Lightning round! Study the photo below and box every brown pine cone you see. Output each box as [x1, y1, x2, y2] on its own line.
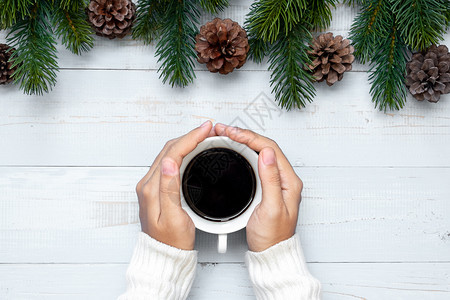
[0, 43, 19, 85]
[405, 44, 450, 103]
[195, 18, 249, 75]
[308, 33, 355, 86]
[87, 0, 136, 39]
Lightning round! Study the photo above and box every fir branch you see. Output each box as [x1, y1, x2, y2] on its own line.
[53, 5, 94, 55]
[155, 0, 199, 87]
[57, 0, 88, 11]
[247, 35, 270, 63]
[245, 0, 306, 43]
[368, 25, 409, 110]
[0, 0, 34, 29]
[349, 0, 389, 64]
[7, 1, 59, 95]
[305, 0, 337, 31]
[342, 0, 364, 6]
[393, 0, 448, 51]
[132, 0, 166, 44]
[199, 0, 229, 13]
[268, 22, 315, 110]
[445, 0, 450, 28]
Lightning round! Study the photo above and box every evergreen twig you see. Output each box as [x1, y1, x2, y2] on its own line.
[53, 5, 94, 55]
[58, 0, 87, 11]
[0, 0, 33, 29]
[155, 0, 199, 87]
[368, 24, 409, 110]
[268, 23, 315, 110]
[342, 0, 364, 6]
[351, 0, 410, 110]
[349, 0, 389, 64]
[247, 35, 269, 64]
[7, 1, 58, 95]
[393, 0, 448, 51]
[245, 0, 306, 43]
[199, 0, 229, 13]
[132, 0, 166, 45]
[306, 0, 337, 30]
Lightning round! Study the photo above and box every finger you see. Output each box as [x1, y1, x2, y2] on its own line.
[215, 123, 297, 180]
[258, 147, 284, 210]
[208, 123, 217, 137]
[141, 120, 212, 186]
[159, 157, 182, 214]
[137, 138, 177, 193]
[163, 120, 213, 166]
[139, 179, 161, 220]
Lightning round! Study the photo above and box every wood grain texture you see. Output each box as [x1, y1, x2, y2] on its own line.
[1, 70, 450, 167]
[0, 263, 449, 300]
[1, 166, 449, 263]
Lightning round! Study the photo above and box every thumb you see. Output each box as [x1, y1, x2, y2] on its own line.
[258, 147, 283, 209]
[159, 157, 181, 211]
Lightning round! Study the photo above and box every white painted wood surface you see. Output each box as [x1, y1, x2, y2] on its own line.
[1, 263, 449, 300]
[1, 1, 449, 299]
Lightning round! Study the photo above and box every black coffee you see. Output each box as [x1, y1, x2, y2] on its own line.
[182, 148, 256, 222]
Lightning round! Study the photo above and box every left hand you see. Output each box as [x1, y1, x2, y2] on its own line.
[135, 120, 215, 250]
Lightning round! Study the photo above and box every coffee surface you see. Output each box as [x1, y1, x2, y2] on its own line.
[182, 148, 256, 221]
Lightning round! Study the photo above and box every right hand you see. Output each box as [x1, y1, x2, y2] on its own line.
[215, 124, 303, 252]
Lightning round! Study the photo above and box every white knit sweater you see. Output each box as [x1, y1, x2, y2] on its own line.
[118, 233, 321, 300]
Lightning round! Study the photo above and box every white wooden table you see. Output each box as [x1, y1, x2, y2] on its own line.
[1, 2, 449, 299]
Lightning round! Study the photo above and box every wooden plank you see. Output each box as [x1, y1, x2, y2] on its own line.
[1, 71, 450, 167]
[1, 166, 449, 263]
[0, 263, 449, 299]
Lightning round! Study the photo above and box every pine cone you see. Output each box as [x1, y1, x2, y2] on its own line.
[308, 33, 355, 86]
[87, 0, 136, 39]
[405, 44, 450, 103]
[195, 18, 249, 75]
[0, 43, 19, 85]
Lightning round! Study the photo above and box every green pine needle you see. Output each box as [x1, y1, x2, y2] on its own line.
[155, 0, 199, 87]
[342, 0, 364, 6]
[199, 0, 229, 13]
[247, 35, 270, 64]
[132, 0, 165, 45]
[245, 0, 306, 44]
[393, 0, 448, 51]
[306, 0, 337, 31]
[58, 0, 88, 11]
[53, 6, 94, 55]
[349, 0, 389, 64]
[368, 25, 409, 111]
[0, 0, 34, 29]
[268, 23, 316, 110]
[7, 1, 59, 95]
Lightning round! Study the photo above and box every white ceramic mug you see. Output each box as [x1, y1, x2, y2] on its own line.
[179, 136, 262, 253]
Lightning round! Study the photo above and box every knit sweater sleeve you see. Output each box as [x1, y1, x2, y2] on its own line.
[118, 232, 198, 300]
[245, 234, 321, 300]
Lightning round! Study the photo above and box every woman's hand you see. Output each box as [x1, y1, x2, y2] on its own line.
[135, 121, 215, 250]
[215, 124, 303, 252]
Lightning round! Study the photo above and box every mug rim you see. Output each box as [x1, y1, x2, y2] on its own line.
[179, 136, 262, 235]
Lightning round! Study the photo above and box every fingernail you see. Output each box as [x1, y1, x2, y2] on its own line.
[162, 158, 178, 176]
[262, 148, 276, 165]
[200, 120, 211, 128]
